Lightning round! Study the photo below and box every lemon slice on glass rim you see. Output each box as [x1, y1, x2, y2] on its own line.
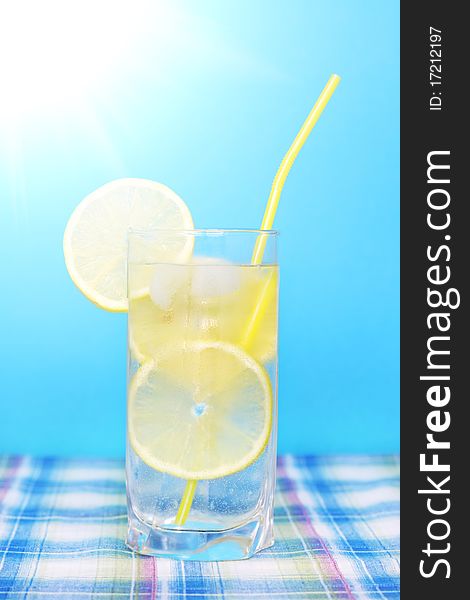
[63, 178, 194, 311]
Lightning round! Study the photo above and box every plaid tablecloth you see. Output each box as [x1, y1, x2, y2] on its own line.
[0, 455, 399, 599]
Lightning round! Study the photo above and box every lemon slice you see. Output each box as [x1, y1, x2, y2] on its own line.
[128, 265, 278, 364]
[128, 342, 273, 480]
[63, 178, 194, 311]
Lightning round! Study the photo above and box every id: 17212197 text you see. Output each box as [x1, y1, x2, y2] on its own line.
[429, 26, 442, 111]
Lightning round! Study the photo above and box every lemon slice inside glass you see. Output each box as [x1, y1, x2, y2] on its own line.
[63, 178, 194, 311]
[128, 265, 278, 364]
[128, 341, 273, 480]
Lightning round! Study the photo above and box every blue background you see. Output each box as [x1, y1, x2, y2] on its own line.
[0, 0, 399, 456]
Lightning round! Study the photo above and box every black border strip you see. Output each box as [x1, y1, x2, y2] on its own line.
[400, 2, 466, 596]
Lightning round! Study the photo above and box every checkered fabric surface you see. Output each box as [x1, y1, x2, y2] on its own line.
[0, 455, 399, 599]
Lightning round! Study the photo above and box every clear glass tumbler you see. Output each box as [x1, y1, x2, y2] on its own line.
[125, 229, 279, 560]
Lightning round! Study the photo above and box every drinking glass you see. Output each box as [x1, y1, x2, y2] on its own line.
[125, 229, 279, 560]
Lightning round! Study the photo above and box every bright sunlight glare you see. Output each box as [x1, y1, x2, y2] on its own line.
[0, 1, 153, 121]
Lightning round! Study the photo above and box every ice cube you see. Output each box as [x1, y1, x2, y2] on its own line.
[149, 264, 189, 310]
[190, 257, 241, 298]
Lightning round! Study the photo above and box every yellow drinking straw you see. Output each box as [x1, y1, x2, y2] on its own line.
[175, 73, 341, 527]
[252, 73, 341, 263]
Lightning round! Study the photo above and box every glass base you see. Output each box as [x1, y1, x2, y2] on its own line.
[126, 504, 274, 560]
